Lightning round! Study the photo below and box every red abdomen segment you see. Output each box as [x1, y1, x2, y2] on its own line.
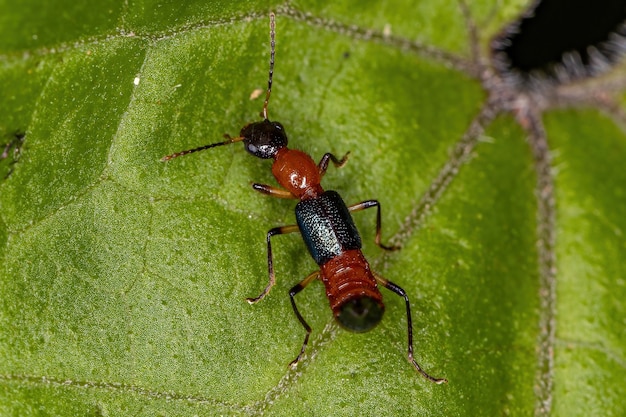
[319, 249, 384, 332]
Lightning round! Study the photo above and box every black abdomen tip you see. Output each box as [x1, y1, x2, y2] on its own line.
[336, 296, 384, 333]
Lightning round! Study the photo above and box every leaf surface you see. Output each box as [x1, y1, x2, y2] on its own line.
[1, 1, 625, 416]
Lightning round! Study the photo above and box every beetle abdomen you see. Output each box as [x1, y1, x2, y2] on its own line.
[320, 249, 384, 332]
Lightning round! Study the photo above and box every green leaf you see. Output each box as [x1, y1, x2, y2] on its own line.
[1, 1, 625, 416]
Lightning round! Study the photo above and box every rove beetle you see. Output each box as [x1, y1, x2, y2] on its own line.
[162, 13, 446, 384]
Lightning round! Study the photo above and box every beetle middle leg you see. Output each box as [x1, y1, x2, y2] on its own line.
[247, 224, 300, 303]
[349, 200, 400, 250]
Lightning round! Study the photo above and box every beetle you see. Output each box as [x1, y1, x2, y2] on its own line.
[162, 13, 446, 384]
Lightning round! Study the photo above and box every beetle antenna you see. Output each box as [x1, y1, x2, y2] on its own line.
[161, 13, 276, 163]
[161, 135, 245, 161]
[262, 12, 276, 121]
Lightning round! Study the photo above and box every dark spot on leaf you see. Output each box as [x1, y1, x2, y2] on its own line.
[92, 402, 107, 417]
[1, 131, 25, 179]
[491, 0, 626, 87]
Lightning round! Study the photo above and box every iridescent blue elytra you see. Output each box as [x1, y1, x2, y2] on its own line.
[295, 190, 361, 266]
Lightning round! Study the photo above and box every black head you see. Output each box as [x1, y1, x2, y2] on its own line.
[336, 296, 385, 333]
[240, 119, 288, 159]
